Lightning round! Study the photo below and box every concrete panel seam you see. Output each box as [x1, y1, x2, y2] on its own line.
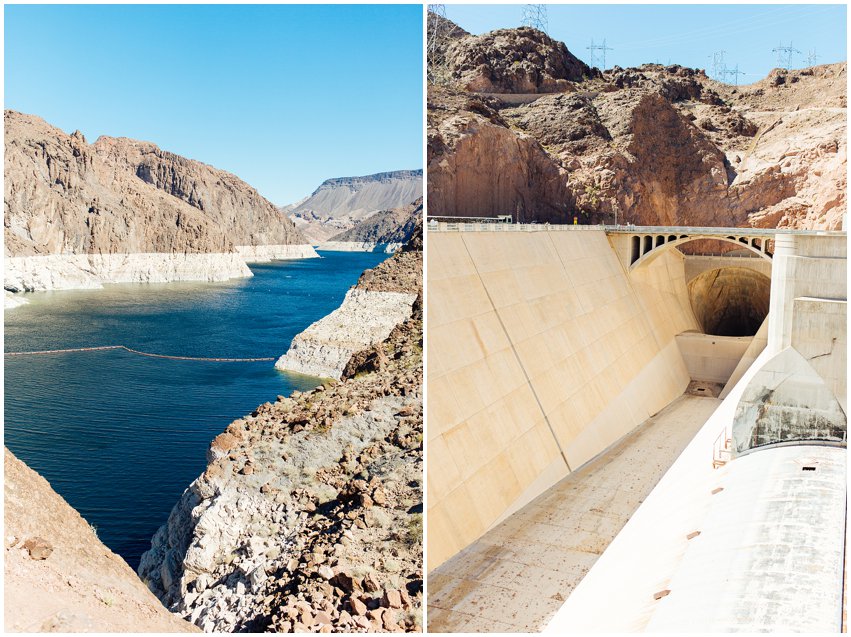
[460, 233, 573, 473]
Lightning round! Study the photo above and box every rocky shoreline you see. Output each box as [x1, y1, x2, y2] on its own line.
[138, 229, 423, 633]
[4, 246, 318, 298]
[315, 241, 403, 254]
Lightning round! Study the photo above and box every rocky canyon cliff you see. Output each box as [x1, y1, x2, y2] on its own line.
[428, 20, 846, 230]
[4, 110, 316, 295]
[138, 226, 424, 633]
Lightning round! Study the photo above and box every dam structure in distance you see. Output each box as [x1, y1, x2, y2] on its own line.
[426, 221, 846, 632]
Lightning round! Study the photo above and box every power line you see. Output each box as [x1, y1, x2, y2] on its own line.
[722, 64, 746, 85]
[521, 4, 548, 34]
[426, 4, 450, 85]
[806, 49, 820, 67]
[587, 38, 614, 70]
[615, 5, 832, 52]
[709, 50, 727, 80]
[772, 41, 801, 70]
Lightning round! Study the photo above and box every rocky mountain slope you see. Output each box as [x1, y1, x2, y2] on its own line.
[4, 110, 315, 294]
[441, 26, 599, 93]
[138, 227, 423, 633]
[4, 447, 198, 633]
[319, 198, 423, 252]
[283, 171, 423, 243]
[428, 20, 846, 230]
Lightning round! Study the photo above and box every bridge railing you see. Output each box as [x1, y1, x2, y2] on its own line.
[427, 221, 844, 237]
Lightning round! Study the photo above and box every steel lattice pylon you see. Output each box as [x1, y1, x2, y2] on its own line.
[521, 4, 548, 34]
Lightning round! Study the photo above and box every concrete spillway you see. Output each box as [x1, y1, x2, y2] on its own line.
[428, 228, 698, 570]
[428, 224, 846, 632]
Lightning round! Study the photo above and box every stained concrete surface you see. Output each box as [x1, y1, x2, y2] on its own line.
[427, 393, 721, 633]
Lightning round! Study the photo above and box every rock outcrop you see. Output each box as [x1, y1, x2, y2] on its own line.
[283, 171, 423, 243]
[4, 447, 198, 633]
[317, 198, 423, 253]
[138, 228, 423, 633]
[441, 26, 599, 93]
[275, 242, 422, 378]
[428, 20, 846, 230]
[4, 110, 316, 294]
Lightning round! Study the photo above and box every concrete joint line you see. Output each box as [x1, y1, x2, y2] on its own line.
[460, 233, 572, 473]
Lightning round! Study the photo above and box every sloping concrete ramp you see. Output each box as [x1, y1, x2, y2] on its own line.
[427, 393, 721, 632]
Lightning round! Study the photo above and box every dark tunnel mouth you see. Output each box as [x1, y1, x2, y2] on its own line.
[687, 267, 771, 337]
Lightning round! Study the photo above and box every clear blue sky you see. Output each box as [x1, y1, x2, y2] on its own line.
[445, 4, 846, 83]
[5, 4, 423, 204]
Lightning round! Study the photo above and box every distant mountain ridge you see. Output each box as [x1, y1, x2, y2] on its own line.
[329, 197, 422, 244]
[311, 169, 423, 193]
[283, 169, 423, 243]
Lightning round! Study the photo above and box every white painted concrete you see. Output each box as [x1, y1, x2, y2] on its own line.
[675, 332, 752, 383]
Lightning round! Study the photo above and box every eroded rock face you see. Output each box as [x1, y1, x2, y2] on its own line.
[274, 288, 418, 379]
[139, 229, 423, 633]
[4, 448, 198, 633]
[428, 22, 846, 231]
[326, 198, 422, 249]
[442, 26, 598, 93]
[428, 88, 574, 221]
[4, 110, 315, 292]
[276, 244, 423, 379]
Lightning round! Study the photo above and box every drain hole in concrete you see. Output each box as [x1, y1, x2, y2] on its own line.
[802, 466, 817, 471]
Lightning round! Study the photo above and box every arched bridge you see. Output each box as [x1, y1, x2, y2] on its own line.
[605, 226, 835, 272]
[426, 221, 842, 275]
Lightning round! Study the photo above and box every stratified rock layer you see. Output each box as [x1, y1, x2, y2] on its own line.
[4, 448, 198, 633]
[275, 288, 417, 379]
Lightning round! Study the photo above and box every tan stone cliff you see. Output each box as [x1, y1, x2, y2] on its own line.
[5, 110, 316, 293]
[428, 20, 846, 230]
[4, 447, 199, 633]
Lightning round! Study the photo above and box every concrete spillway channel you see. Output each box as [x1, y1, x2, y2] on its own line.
[428, 390, 721, 631]
[426, 225, 846, 632]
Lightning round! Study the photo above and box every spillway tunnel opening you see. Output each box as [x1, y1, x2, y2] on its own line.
[687, 267, 770, 337]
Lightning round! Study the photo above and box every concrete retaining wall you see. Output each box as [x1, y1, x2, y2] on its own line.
[427, 229, 697, 570]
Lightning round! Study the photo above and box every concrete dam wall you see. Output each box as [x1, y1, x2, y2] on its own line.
[428, 228, 708, 570]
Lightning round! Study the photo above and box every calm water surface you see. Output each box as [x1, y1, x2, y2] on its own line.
[4, 251, 387, 569]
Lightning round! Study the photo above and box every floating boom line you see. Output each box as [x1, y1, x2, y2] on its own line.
[4, 345, 275, 362]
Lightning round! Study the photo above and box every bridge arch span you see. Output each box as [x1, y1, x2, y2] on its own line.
[628, 233, 772, 271]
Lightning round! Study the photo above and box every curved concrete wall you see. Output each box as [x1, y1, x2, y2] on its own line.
[427, 229, 698, 570]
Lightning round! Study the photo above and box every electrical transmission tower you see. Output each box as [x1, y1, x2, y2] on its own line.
[772, 41, 801, 70]
[587, 38, 613, 70]
[521, 4, 548, 34]
[709, 50, 727, 81]
[427, 4, 450, 85]
[722, 64, 746, 86]
[805, 49, 819, 67]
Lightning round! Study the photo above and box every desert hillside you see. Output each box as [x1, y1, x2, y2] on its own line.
[138, 225, 424, 633]
[284, 170, 423, 243]
[4, 448, 198, 632]
[428, 20, 846, 230]
[5, 110, 308, 258]
[328, 198, 423, 245]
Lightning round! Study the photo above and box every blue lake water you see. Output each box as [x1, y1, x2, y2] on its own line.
[4, 251, 387, 570]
